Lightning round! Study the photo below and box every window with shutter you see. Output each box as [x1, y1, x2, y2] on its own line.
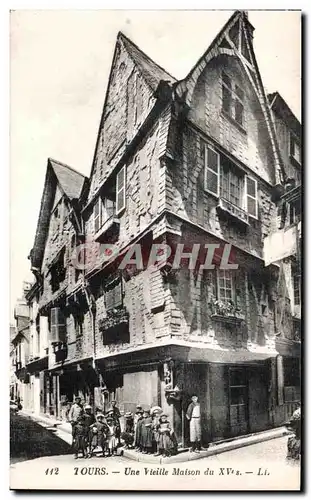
[116, 166, 126, 214]
[220, 161, 244, 208]
[245, 177, 258, 219]
[204, 146, 220, 197]
[94, 197, 102, 233]
[50, 307, 66, 343]
[289, 133, 301, 164]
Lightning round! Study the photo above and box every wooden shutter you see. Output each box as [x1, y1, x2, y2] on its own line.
[116, 166, 126, 214]
[94, 197, 101, 233]
[245, 176, 258, 219]
[50, 307, 66, 343]
[204, 146, 220, 197]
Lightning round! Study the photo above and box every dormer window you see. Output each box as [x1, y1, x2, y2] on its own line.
[289, 133, 301, 165]
[222, 72, 245, 128]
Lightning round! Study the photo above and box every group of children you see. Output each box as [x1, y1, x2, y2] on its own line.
[72, 403, 178, 459]
[73, 405, 120, 459]
[133, 406, 178, 457]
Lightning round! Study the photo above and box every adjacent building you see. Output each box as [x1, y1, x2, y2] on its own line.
[13, 10, 301, 447]
[263, 92, 301, 423]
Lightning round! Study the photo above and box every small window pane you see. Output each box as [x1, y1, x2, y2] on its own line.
[206, 170, 218, 195]
[246, 177, 256, 197]
[247, 196, 257, 217]
[235, 85, 244, 101]
[235, 100, 244, 126]
[222, 85, 231, 114]
[207, 148, 219, 173]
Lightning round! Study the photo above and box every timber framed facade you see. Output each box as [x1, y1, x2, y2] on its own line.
[13, 10, 301, 447]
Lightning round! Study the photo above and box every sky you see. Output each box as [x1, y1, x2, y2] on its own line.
[10, 10, 301, 319]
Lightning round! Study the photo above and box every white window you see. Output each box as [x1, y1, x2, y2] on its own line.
[289, 133, 301, 164]
[222, 72, 245, 128]
[217, 269, 234, 301]
[245, 177, 258, 219]
[94, 197, 103, 234]
[94, 196, 117, 234]
[116, 166, 126, 214]
[220, 162, 244, 208]
[204, 146, 220, 197]
[204, 146, 258, 219]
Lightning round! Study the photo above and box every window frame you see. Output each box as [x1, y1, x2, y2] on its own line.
[289, 132, 301, 165]
[94, 196, 103, 234]
[105, 274, 123, 311]
[204, 145, 220, 197]
[217, 268, 235, 303]
[222, 72, 245, 128]
[245, 176, 258, 219]
[204, 144, 258, 219]
[220, 164, 244, 208]
[116, 166, 126, 215]
[291, 260, 301, 307]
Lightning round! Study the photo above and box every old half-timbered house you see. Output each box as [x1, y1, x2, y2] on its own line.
[264, 92, 301, 425]
[28, 158, 93, 419]
[23, 11, 301, 447]
[79, 10, 299, 446]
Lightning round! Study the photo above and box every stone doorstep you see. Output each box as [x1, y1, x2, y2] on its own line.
[123, 427, 291, 464]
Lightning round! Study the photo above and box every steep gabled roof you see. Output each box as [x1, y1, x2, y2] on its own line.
[48, 158, 86, 200]
[268, 92, 301, 139]
[118, 32, 176, 91]
[87, 31, 177, 192]
[30, 159, 87, 272]
[174, 10, 287, 184]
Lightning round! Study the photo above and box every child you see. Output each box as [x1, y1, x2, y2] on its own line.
[158, 414, 177, 457]
[83, 404, 96, 457]
[151, 409, 162, 456]
[73, 416, 88, 459]
[134, 409, 144, 451]
[121, 412, 134, 449]
[106, 417, 118, 456]
[140, 409, 153, 454]
[90, 414, 108, 457]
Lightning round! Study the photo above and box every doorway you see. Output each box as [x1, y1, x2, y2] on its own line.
[228, 366, 249, 436]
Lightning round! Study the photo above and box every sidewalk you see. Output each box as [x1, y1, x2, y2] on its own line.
[19, 410, 291, 464]
[19, 410, 72, 444]
[123, 426, 291, 464]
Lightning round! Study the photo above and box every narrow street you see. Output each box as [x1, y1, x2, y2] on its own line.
[10, 413, 300, 490]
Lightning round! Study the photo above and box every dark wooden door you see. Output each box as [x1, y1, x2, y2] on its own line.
[228, 367, 249, 436]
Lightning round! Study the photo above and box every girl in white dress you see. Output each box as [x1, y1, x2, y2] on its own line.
[106, 417, 118, 456]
